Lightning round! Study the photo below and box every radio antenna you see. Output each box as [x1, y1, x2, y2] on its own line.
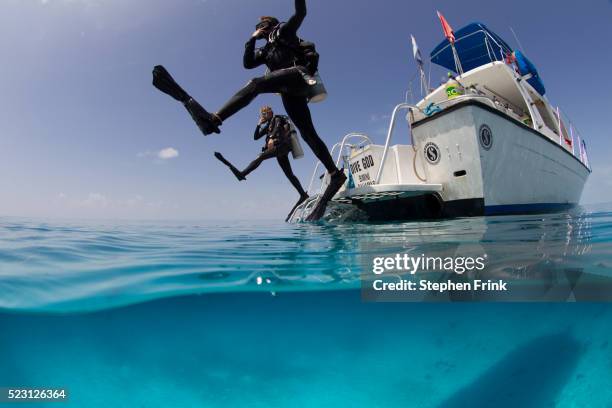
[509, 27, 525, 53]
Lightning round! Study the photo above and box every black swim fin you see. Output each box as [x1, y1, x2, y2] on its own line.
[214, 152, 245, 181]
[184, 98, 221, 135]
[152, 65, 221, 135]
[305, 170, 347, 221]
[152, 65, 190, 103]
[285, 194, 309, 222]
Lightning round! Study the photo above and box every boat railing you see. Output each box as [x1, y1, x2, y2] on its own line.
[306, 133, 373, 195]
[374, 103, 418, 184]
[334, 133, 373, 167]
[306, 104, 420, 197]
[310, 103, 423, 191]
[554, 107, 590, 170]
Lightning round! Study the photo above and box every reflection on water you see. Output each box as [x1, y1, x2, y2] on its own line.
[0, 205, 610, 312]
[356, 208, 609, 301]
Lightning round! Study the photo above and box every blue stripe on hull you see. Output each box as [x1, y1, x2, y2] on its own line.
[484, 203, 576, 215]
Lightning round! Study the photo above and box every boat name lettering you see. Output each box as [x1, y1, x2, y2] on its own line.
[358, 173, 371, 183]
[350, 154, 375, 174]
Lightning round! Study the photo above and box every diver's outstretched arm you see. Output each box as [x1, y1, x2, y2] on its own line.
[284, 0, 306, 36]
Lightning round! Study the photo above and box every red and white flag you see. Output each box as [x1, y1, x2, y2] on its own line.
[437, 11, 455, 44]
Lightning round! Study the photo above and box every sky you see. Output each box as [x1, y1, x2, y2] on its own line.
[0, 0, 610, 220]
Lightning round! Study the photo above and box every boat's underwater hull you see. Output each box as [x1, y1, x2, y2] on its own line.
[344, 101, 589, 221]
[353, 195, 579, 221]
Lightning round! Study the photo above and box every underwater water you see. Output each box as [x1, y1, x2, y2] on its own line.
[1, 205, 612, 407]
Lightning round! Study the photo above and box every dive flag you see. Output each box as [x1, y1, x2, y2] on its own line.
[411, 35, 423, 66]
[436, 11, 455, 44]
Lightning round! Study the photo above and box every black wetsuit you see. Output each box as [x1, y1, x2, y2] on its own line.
[239, 116, 307, 197]
[215, 0, 337, 174]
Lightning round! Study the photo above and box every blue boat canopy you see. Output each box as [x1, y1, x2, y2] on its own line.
[430, 22, 513, 73]
[430, 22, 546, 95]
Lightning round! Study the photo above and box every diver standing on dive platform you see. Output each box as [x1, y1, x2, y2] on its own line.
[151, 0, 346, 221]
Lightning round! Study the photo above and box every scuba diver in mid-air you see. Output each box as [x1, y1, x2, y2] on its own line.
[214, 105, 309, 222]
[151, 0, 345, 221]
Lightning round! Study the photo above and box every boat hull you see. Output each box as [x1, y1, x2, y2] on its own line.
[353, 101, 589, 221]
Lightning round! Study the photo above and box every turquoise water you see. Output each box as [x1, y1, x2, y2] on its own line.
[1, 206, 612, 407]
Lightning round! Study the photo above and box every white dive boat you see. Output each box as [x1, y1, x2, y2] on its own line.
[289, 22, 591, 222]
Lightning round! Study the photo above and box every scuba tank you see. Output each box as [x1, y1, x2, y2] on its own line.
[302, 71, 327, 103]
[276, 115, 304, 159]
[265, 68, 327, 103]
[290, 130, 304, 159]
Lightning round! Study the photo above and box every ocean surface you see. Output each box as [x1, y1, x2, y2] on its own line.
[1, 205, 612, 407]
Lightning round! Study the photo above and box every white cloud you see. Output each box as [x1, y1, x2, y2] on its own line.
[158, 147, 179, 160]
[138, 147, 179, 161]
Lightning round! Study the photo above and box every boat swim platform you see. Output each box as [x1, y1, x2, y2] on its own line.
[333, 183, 443, 204]
[289, 183, 443, 222]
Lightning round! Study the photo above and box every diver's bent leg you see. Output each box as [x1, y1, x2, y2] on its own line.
[214, 152, 245, 181]
[241, 149, 277, 177]
[281, 94, 338, 174]
[215, 79, 260, 121]
[277, 154, 308, 197]
[216, 68, 305, 121]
